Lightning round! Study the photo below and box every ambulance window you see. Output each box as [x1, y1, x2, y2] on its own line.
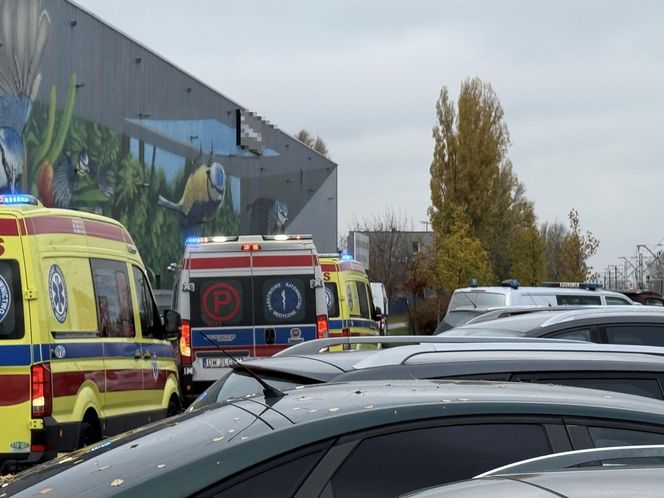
[356, 281, 371, 319]
[0, 260, 23, 340]
[132, 266, 161, 339]
[256, 276, 315, 325]
[190, 277, 250, 327]
[91, 259, 136, 338]
[325, 282, 339, 317]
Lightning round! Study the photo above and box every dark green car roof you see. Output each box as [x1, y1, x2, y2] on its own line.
[9, 379, 664, 497]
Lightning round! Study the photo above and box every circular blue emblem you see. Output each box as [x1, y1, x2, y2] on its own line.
[48, 265, 68, 323]
[266, 282, 303, 319]
[0, 274, 11, 324]
[346, 284, 354, 311]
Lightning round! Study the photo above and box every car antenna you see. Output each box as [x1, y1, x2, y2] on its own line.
[460, 291, 477, 308]
[199, 331, 286, 402]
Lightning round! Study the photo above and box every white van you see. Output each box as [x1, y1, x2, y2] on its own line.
[370, 282, 389, 335]
[442, 280, 635, 330]
[172, 234, 328, 400]
[449, 281, 635, 308]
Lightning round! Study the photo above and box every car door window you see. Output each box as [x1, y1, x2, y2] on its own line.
[356, 281, 371, 319]
[192, 441, 331, 497]
[606, 296, 631, 305]
[605, 324, 664, 347]
[521, 376, 664, 400]
[588, 426, 664, 447]
[557, 295, 602, 305]
[520, 294, 556, 306]
[329, 423, 553, 497]
[132, 266, 161, 339]
[547, 328, 593, 341]
[91, 259, 135, 338]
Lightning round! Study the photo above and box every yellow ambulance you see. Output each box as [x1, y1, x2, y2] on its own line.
[320, 254, 380, 338]
[0, 195, 181, 472]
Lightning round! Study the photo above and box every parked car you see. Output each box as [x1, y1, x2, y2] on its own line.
[189, 337, 664, 410]
[435, 304, 594, 333]
[403, 446, 664, 497]
[439, 307, 664, 346]
[439, 281, 636, 331]
[8, 380, 664, 497]
[618, 289, 664, 306]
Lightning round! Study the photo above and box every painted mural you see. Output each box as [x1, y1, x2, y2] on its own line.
[24, 93, 241, 287]
[0, 0, 240, 286]
[0, 0, 335, 287]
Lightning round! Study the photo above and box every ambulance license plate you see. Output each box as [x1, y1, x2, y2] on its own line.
[202, 357, 242, 368]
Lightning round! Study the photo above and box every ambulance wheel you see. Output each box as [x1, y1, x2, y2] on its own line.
[167, 395, 182, 417]
[78, 414, 101, 448]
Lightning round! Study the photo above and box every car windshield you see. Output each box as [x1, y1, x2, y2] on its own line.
[189, 369, 317, 410]
[439, 312, 556, 336]
[439, 328, 528, 337]
[437, 310, 484, 332]
[448, 292, 506, 310]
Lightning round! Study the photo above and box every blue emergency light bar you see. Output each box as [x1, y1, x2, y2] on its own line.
[185, 235, 239, 245]
[319, 252, 355, 261]
[0, 194, 39, 205]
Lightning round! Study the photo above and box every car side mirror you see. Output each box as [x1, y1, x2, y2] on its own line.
[373, 306, 382, 320]
[163, 309, 181, 342]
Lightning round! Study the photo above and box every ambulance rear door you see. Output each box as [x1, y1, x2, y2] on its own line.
[0, 213, 33, 465]
[187, 240, 256, 384]
[250, 241, 319, 356]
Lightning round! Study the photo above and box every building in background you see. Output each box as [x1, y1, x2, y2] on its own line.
[0, 0, 337, 287]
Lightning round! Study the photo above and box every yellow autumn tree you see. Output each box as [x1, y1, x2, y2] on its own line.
[429, 77, 543, 281]
[433, 204, 492, 292]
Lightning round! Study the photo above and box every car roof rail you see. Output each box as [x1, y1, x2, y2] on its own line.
[477, 445, 664, 477]
[272, 335, 581, 357]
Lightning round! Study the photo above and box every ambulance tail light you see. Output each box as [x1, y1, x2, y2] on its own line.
[31, 363, 52, 418]
[180, 320, 192, 365]
[316, 314, 329, 339]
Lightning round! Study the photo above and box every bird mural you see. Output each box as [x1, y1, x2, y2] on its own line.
[0, 0, 51, 193]
[158, 161, 226, 226]
[51, 150, 114, 208]
[248, 197, 289, 235]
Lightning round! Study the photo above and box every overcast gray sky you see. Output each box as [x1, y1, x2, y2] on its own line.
[75, 0, 664, 277]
